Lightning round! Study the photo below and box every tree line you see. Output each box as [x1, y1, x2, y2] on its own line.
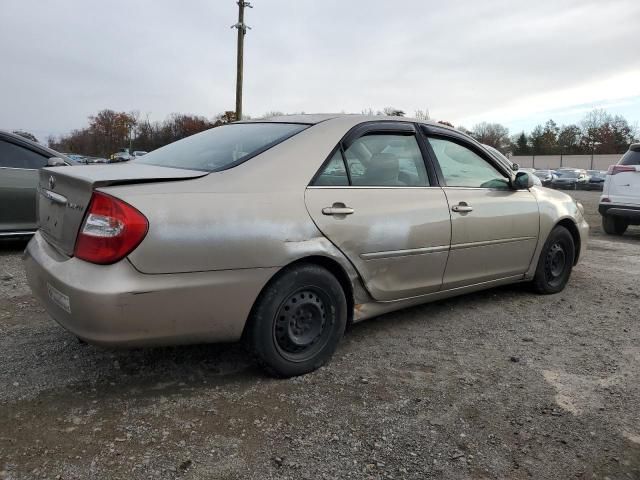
[45, 109, 239, 158]
[461, 109, 637, 156]
[12, 107, 637, 158]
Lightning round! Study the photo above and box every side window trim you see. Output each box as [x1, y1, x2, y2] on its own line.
[423, 132, 512, 190]
[413, 124, 441, 187]
[342, 121, 415, 151]
[338, 145, 352, 186]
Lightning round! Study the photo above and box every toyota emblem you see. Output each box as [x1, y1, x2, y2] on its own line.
[48, 175, 56, 190]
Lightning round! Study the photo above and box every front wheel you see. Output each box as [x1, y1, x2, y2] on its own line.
[531, 226, 575, 294]
[245, 264, 347, 378]
[602, 215, 628, 235]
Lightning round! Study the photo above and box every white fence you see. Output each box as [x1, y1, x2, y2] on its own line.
[510, 154, 621, 171]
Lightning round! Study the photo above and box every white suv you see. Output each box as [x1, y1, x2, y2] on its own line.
[599, 143, 640, 235]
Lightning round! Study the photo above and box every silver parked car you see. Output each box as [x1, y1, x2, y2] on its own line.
[24, 115, 588, 377]
[0, 130, 74, 237]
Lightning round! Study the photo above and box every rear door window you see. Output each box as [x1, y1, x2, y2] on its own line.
[312, 133, 429, 187]
[0, 140, 48, 169]
[313, 150, 349, 186]
[344, 134, 428, 186]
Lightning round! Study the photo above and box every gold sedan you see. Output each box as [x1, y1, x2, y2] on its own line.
[24, 115, 588, 377]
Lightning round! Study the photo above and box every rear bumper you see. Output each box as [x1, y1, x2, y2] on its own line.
[24, 232, 277, 347]
[598, 203, 640, 220]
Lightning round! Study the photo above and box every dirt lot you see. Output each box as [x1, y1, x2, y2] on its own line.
[1, 190, 639, 480]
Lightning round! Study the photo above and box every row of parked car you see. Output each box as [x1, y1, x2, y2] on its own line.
[64, 148, 148, 164]
[517, 167, 607, 190]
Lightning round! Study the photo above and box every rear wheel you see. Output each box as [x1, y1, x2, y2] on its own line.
[602, 215, 628, 235]
[531, 226, 575, 294]
[245, 264, 347, 378]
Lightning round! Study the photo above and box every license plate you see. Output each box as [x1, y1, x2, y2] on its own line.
[47, 283, 71, 314]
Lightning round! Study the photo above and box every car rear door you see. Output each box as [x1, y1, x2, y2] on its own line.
[422, 127, 539, 289]
[0, 139, 48, 233]
[305, 122, 451, 301]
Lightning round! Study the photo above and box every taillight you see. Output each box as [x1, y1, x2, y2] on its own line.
[74, 192, 148, 264]
[607, 164, 636, 175]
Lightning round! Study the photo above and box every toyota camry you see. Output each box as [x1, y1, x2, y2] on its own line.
[24, 114, 588, 377]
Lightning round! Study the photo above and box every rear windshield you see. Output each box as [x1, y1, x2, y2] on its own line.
[620, 149, 640, 166]
[136, 122, 308, 172]
[558, 171, 579, 178]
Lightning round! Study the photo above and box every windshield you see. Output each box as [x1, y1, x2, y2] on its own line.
[136, 122, 308, 172]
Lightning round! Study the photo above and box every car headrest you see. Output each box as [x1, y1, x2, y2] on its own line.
[365, 153, 401, 185]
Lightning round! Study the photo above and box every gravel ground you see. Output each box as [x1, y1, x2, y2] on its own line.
[1, 190, 639, 480]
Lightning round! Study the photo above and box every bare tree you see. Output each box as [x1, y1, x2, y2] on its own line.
[382, 107, 405, 117]
[12, 130, 38, 143]
[471, 122, 510, 152]
[414, 109, 430, 121]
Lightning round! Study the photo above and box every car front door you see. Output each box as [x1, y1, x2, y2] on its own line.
[0, 140, 48, 233]
[305, 122, 451, 301]
[423, 129, 539, 289]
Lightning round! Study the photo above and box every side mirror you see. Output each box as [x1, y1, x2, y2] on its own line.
[47, 157, 67, 167]
[513, 171, 534, 189]
[511, 162, 520, 171]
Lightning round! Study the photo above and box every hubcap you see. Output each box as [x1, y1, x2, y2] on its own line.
[546, 242, 566, 279]
[273, 288, 332, 360]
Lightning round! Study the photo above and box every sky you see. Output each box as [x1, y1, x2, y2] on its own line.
[1, 0, 639, 142]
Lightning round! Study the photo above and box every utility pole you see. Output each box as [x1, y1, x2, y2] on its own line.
[232, 1, 252, 121]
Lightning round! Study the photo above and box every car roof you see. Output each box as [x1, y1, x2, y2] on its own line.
[0, 129, 73, 163]
[240, 113, 451, 130]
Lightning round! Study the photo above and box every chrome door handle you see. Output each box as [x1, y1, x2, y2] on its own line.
[451, 203, 473, 213]
[322, 206, 354, 215]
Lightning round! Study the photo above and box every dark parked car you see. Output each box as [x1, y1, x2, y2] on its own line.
[585, 170, 606, 190]
[551, 169, 588, 190]
[533, 169, 555, 186]
[0, 131, 74, 237]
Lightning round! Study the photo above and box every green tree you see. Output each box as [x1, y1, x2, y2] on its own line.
[539, 119, 559, 154]
[558, 124, 582, 154]
[529, 125, 544, 155]
[512, 132, 529, 155]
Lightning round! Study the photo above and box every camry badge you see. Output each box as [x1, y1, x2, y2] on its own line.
[48, 175, 56, 190]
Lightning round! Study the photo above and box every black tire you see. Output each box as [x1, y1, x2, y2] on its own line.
[245, 264, 347, 378]
[602, 215, 628, 236]
[531, 226, 575, 294]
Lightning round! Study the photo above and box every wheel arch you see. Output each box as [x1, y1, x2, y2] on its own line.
[555, 218, 581, 265]
[242, 255, 356, 340]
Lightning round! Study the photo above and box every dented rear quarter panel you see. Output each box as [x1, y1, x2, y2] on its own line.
[103, 117, 371, 276]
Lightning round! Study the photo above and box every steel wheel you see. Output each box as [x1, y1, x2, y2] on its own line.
[246, 264, 347, 377]
[544, 242, 567, 287]
[273, 287, 333, 362]
[532, 225, 575, 294]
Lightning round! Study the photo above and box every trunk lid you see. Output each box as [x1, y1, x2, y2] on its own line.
[37, 163, 207, 256]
